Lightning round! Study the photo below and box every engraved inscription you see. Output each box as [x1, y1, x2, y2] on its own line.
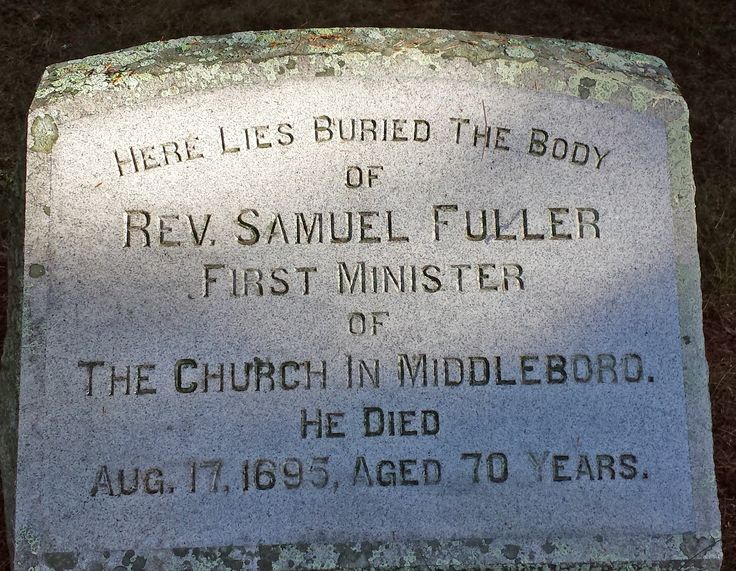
[24, 80, 691, 550]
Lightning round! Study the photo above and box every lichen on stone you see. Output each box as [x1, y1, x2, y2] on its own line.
[30, 114, 58, 153]
[31, 27, 681, 114]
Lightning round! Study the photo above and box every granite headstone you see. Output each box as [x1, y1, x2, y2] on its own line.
[0, 28, 722, 570]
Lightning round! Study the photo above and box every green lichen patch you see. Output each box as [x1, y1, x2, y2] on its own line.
[501, 544, 521, 560]
[28, 264, 45, 278]
[30, 114, 58, 153]
[680, 533, 721, 559]
[504, 44, 535, 60]
[43, 551, 78, 570]
[31, 28, 681, 113]
[121, 549, 146, 571]
[542, 540, 557, 554]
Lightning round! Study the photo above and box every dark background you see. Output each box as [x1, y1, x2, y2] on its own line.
[0, 1, 734, 568]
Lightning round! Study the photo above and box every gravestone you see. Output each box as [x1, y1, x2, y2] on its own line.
[1, 28, 722, 570]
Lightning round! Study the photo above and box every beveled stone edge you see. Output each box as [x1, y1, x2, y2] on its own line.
[31, 28, 677, 110]
[12, 534, 724, 571]
[660, 52, 721, 565]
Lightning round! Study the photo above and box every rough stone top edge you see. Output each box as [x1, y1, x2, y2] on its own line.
[31, 27, 682, 110]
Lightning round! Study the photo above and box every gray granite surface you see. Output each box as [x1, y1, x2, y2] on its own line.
[1, 28, 721, 570]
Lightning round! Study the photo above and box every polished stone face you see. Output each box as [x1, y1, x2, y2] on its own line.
[9, 28, 720, 570]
